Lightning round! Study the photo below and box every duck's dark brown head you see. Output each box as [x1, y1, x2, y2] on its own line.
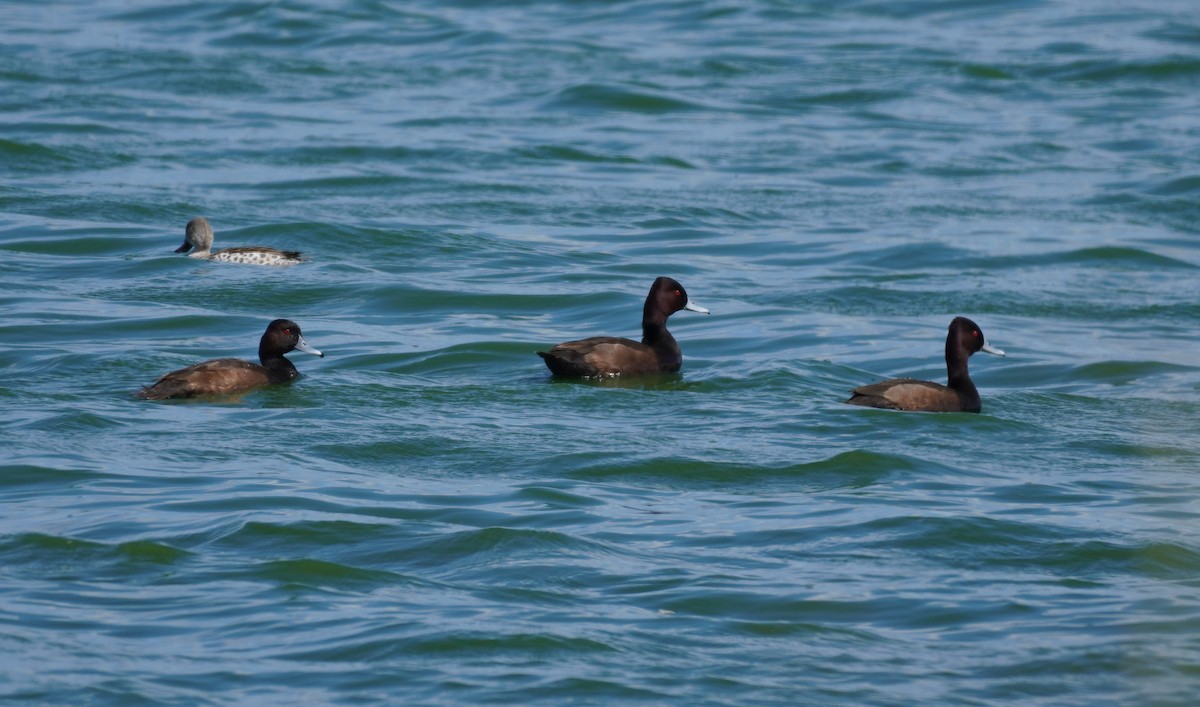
[260, 319, 324, 362]
[646, 276, 709, 322]
[948, 316, 1005, 359]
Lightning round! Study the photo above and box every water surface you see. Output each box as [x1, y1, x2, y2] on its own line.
[2, 1, 1199, 704]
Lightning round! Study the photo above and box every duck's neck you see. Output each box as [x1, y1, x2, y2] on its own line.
[945, 341, 980, 411]
[259, 350, 300, 383]
[642, 310, 681, 371]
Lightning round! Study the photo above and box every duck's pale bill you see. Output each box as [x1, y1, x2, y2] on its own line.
[295, 336, 324, 358]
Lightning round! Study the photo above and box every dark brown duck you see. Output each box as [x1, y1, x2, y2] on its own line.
[538, 276, 709, 377]
[138, 319, 323, 400]
[846, 316, 1004, 413]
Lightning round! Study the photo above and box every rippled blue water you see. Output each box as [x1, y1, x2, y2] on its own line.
[3, 0, 1199, 703]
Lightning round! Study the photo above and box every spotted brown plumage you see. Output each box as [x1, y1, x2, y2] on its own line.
[174, 217, 303, 266]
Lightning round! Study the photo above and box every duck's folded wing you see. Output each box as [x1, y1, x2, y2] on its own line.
[539, 337, 656, 376]
[139, 358, 267, 399]
[847, 378, 959, 412]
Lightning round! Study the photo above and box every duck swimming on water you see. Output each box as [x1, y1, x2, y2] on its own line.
[538, 276, 709, 377]
[138, 319, 323, 400]
[175, 217, 303, 266]
[846, 316, 1005, 413]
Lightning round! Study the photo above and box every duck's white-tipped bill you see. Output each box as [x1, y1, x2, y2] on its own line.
[684, 299, 709, 314]
[981, 343, 1005, 357]
[295, 336, 324, 358]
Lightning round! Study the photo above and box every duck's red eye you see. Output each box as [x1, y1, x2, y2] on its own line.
[674, 289, 682, 296]
[972, 330, 980, 337]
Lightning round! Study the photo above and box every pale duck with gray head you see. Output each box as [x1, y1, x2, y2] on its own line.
[175, 217, 304, 266]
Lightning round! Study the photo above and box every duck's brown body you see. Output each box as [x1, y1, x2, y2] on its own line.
[846, 378, 977, 413]
[138, 357, 299, 400]
[539, 335, 676, 377]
